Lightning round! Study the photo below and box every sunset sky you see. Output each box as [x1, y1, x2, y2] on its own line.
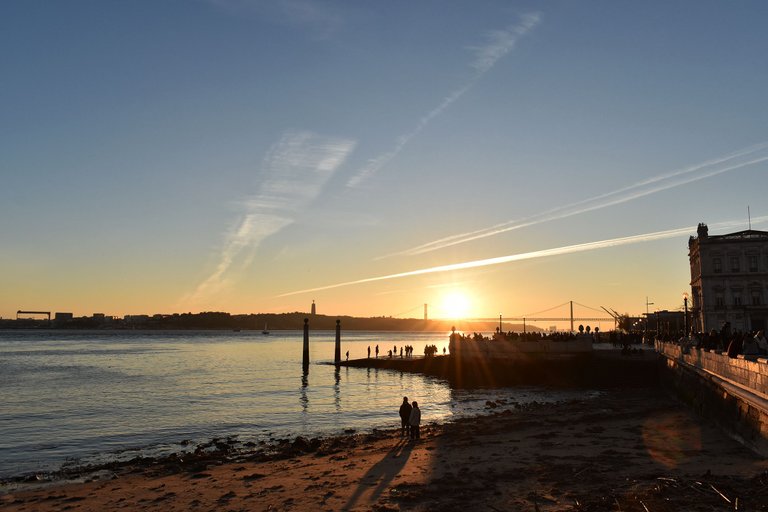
[2, 1, 768, 326]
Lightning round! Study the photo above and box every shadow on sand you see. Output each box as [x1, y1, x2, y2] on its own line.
[342, 437, 414, 511]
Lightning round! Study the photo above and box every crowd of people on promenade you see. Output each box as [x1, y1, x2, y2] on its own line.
[362, 331, 592, 361]
[450, 329, 586, 345]
[367, 344, 418, 359]
[677, 323, 768, 357]
[491, 331, 581, 342]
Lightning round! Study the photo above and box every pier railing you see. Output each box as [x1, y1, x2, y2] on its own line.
[655, 340, 768, 399]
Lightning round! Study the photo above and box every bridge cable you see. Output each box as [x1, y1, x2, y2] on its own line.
[520, 301, 571, 318]
[572, 301, 611, 314]
[392, 305, 424, 318]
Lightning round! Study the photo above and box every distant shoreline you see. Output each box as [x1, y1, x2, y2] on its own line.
[0, 312, 544, 333]
[0, 327, 483, 334]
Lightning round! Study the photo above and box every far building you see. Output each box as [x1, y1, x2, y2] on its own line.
[689, 222, 768, 334]
[647, 310, 685, 336]
[125, 314, 150, 325]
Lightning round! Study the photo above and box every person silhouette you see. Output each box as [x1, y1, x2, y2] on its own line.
[399, 397, 412, 437]
[346, 350, 349, 361]
[409, 401, 421, 440]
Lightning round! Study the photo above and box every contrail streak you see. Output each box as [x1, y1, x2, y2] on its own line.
[346, 13, 540, 188]
[278, 217, 768, 297]
[386, 142, 768, 257]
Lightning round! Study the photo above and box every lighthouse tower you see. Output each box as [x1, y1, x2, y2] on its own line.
[311, 300, 316, 316]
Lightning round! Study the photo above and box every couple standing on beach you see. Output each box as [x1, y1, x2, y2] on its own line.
[399, 397, 421, 440]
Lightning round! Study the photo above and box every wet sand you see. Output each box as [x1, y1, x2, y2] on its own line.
[2, 387, 767, 511]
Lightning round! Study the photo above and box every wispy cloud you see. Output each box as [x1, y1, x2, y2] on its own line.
[346, 13, 541, 188]
[278, 216, 768, 297]
[385, 142, 768, 258]
[182, 131, 355, 308]
[470, 13, 540, 73]
[207, 0, 343, 38]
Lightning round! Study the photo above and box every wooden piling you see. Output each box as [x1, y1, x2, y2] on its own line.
[303, 318, 310, 369]
[334, 319, 341, 366]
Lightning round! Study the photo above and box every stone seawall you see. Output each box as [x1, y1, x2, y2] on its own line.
[450, 336, 594, 359]
[656, 341, 768, 455]
[339, 350, 658, 388]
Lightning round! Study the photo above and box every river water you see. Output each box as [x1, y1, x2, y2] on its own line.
[0, 329, 589, 478]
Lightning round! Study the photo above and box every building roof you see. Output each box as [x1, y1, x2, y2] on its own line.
[690, 223, 768, 246]
[705, 229, 768, 241]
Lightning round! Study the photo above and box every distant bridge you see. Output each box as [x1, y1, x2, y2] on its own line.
[489, 317, 614, 322]
[396, 301, 618, 332]
[479, 301, 618, 331]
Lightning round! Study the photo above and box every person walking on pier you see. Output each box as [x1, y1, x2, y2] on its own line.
[399, 397, 412, 437]
[727, 333, 743, 358]
[409, 401, 421, 440]
[375, 344, 379, 358]
[367, 346, 371, 359]
[755, 330, 768, 355]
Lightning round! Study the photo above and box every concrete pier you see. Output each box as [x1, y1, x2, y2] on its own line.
[337, 350, 658, 388]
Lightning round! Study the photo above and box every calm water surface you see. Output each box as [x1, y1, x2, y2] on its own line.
[0, 330, 588, 478]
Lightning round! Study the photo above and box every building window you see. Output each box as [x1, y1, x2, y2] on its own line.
[749, 254, 759, 272]
[751, 291, 762, 306]
[716, 295, 725, 307]
[730, 256, 740, 272]
[734, 294, 742, 306]
[713, 258, 722, 273]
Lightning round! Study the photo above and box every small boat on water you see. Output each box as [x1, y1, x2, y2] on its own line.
[262, 323, 270, 335]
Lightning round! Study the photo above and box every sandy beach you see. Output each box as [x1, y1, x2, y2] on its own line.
[2, 387, 767, 512]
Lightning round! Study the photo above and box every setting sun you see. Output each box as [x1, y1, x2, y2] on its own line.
[441, 292, 471, 319]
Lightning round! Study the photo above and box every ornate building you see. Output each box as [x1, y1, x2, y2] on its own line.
[689, 223, 768, 334]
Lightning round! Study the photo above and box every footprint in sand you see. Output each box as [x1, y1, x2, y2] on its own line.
[217, 491, 237, 503]
[242, 472, 266, 481]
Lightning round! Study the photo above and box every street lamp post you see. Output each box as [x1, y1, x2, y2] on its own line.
[683, 292, 689, 337]
[645, 296, 654, 339]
